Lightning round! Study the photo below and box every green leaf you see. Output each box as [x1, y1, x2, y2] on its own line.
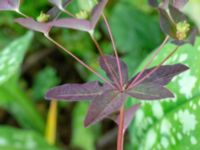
[33, 66, 60, 100]
[0, 32, 33, 85]
[71, 103, 100, 150]
[138, 96, 200, 150]
[128, 37, 200, 149]
[0, 126, 58, 150]
[108, 2, 163, 74]
[0, 32, 45, 132]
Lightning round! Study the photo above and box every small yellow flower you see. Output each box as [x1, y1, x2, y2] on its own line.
[176, 20, 190, 40]
[37, 12, 50, 23]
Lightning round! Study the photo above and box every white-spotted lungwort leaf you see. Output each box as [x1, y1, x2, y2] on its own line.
[0, 126, 58, 150]
[99, 55, 128, 86]
[128, 37, 200, 149]
[84, 90, 127, 127]
[0, 32, 33, 85]
[50, 0, 108, 32]
[45, 81, 104, 101]
[0, 0, 20, 11]
[0, 32, 45, 132]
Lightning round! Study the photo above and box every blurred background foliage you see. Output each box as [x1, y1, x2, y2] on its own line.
[0, 0, 199, 150]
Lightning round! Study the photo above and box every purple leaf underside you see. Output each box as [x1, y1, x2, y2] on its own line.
[0, 0, 20, 11]
[15, 18, 52, 34]
[130, 64, 189, 86]
[109, 104, 140, 131]
[45, 81, 105, 101]
[84, 90, 127, 127]
[99, 55, 128, 86]
[126, 83, 174, 100]
[50, 0, 108, 32]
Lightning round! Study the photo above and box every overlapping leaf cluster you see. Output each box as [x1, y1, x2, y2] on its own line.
[0, 0, 192, 131]
[46, 55, 188, 128]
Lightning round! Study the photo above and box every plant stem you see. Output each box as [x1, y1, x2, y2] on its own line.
[117, 106, 125, 150]
[128, 36, 170, 88]
[102, 14, 123, 90]
[128, 46, 179, 89]
[45, 35, 114, 88]
[16, 10, 29, 18]
[45, 100, 57, 145]
[90, 34, 121, 89]
[62, 9, 75, 18]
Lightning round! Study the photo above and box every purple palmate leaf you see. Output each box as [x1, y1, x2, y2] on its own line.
[126, 64, 189, 100]
[126, 83, 174, 100]
[130, 64, 189, 86]
[84, 90, 127, 127]
[109, 104, 140, 131]
[0, 0, 20, 11]
[50, 0, 108, 32]
[15, 18, 52, 35]
[45, 81, 105, 101]
[99, 55, 128, 86]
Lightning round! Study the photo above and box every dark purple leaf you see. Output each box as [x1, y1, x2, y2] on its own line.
[158, 8, 176, 38]
[50, 0, 108, 32]
[148, 0, 159, 7]
[130, 64, 189, 86]
[15, 18, 52, 35]
[47, 0, 73, 20]
[173, 0, 188, 9]
[45, 81, 104, 101]
[187, 28, 198, 45]
[84, 90, 127, 127]
[99, 55, 128, 86]
[0, 0, 20, 11]
[126, 83, 174, 100]
[109, 104, 140, 131]
[169, 5, 187, 23]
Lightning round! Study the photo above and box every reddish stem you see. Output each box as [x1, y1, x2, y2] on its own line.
[117, 106, 125, 150]
[128, 46, 179, 89]
[103, 14, 123, 90]
[45, 35, 114, 89]
[128, 36, 169, 88]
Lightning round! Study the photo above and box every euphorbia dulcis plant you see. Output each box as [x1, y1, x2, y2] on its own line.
[0, 0, 198, 149]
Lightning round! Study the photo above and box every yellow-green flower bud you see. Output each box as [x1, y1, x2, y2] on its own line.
[76, 10, 89, 19]
[176, 20, 190, 40]
[37, 12, 50, 23]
